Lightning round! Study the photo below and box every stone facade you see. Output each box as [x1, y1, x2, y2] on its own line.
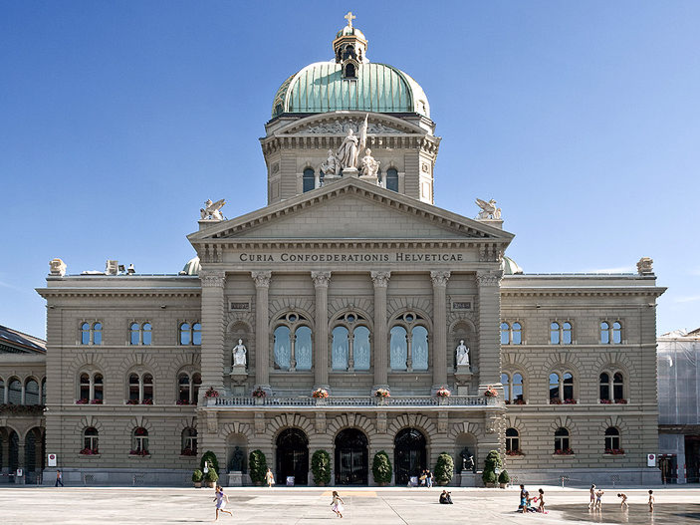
[13, 17, 668, 487]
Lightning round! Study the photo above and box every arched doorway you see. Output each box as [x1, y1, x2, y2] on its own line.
[455, 433, 477, 474]
[335, 429, 368, 485]
[276, 428, 308, 486]
[394, 428, 427, 486]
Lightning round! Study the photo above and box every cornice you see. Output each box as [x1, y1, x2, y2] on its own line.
[36, 288, 201, 298]
[500, 288, 666, 298]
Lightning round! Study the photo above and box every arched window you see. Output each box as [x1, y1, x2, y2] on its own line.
[554, 428, 571, 454]
[94, 373, 103, 401]
[550, 322, 560, 344]
[41, 378, 46, 405]
[502, 372, 525, 405]
[179, 322, 201, 345]
[79, 373, 91, 402]
[613, 372, 624, 402]
[331, 313, 371, 372]
[390, 312, 428, 371]
[599, 373, 610, 402]
[81, 322, 102, 345]
[505, 428, 520, 453]
[612, 322, 622, 344]
[181, 427, 197, 455]
[562, 322, 572, 344]
[344, 63, 356, 78]
[8, 378, 21, 405]
[23, 378, 38, 405]
[386, 168, 399, 192]
[83, 427, 99, 454]
[303, 168, 315, 192]
[127, 372, 154, 405]
[501, 322, 522, 345]
[549, 372, 575, 404]
[178, 371, 201, 405]
[605, 427, 621, 452]
[0, 378, 4, 404]
[501, 373, 511, 404]
[130, 322, 152, 345]
[131, 427, 149, 455]
[273, 313, 313, 371]
[78, 372, 103, 404]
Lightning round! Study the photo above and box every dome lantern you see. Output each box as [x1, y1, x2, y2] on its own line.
[333, 11, 368, 79]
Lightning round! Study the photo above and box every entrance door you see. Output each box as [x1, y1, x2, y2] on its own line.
[394, 428, 426, 486]
[686, 436, 700, 483]
[276, 428, 309, 485]
[335, 429, 368, 485]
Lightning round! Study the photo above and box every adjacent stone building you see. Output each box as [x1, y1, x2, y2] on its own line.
[6, 16, 667, 486]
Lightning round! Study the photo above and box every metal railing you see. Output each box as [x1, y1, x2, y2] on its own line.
[213, 395, 493, 408]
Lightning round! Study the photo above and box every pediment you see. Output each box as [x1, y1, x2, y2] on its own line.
[276, 112, 425, 136]
[189, 178, 513, 247]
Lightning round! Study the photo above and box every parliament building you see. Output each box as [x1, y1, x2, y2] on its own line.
[2, 16, 665, 487]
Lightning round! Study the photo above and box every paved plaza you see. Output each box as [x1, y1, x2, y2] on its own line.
[1, 486, 699, 524]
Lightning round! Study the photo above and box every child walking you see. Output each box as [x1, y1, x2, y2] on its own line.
[537, 488, 545, 513]
[648, 490, 654, 512]
[330, 490, 345, 518]
[594, 489, 604, 510]
[213, 485, 233, 521]
[588, 484, 596, 509]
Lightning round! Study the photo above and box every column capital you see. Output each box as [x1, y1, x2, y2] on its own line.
[251, 271, 272, 288]
[371, 271, 391, 288]
[311, 270, 332, 287]
[476, 270, 503, 287]
[430, 270, 451, 288]
[200, 270, 226, 288]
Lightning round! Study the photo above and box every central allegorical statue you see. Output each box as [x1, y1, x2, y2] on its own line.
[337, 129, 359, 169]
[456, 340, 470, 367]
[232, 339, 247, 367]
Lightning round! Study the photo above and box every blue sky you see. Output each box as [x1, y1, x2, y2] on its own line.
[1, 1, 699, 338]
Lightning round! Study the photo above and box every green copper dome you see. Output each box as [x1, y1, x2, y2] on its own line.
[271, 61, 430, 119]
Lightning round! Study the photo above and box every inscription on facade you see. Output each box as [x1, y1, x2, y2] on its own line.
[238, 252, 464, 263]
[452, 301, 472, 311]
[229, 302, 250, 311]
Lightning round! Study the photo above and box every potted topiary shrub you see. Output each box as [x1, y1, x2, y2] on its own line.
[200, 450, 220, 478]
[205, 467, 219, 488]
[498, 469, 510, 489]
[434, 452, 454, 486]
[249, 449, 268, 486]
[372, 451, 392, 486]
[192, 469, 203, 488]
[481, 450, 502, 488]
[311, 450, 331, 486]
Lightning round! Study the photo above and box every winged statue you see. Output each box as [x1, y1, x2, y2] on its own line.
[200, 198, 226, 221]
[475, 198, 502, 220]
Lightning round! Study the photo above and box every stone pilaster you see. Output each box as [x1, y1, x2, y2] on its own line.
[476, 270, 503, 392]
[200, 270, 226, 390]
[430, 270, 450, 391]
[371, 271, 391, 390]
[311, 271, 331, 389]
[252, 271, 272, 390]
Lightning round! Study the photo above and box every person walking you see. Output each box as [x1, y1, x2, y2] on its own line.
[330, 491, 345, 518]
[648, 490, 654, 512]
[594, 489, 604, 510]
[537, 488, 545, 513]
[213, 485, 233, 521]
[55, 470, 64, 487]
[265, 467, 275, 488]
[519, 485, 527, 513]
[588, 484, 596, 509]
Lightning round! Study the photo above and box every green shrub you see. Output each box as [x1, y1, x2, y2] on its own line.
[200, 450, 220, 475]
[498, 469, 510, 484]
[482, 449, 502, 485]
[249, 449, 268, 484]
[372, 451, 392, 485]
[482, 469, 497, 484]
[311, 450, 332, 485]
[205, 468, 219, 483]
[434, 452, 454, 484]
[192, 469, 203, 482]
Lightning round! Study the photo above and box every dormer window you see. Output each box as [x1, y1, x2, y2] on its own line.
[344, 63, 357, 79]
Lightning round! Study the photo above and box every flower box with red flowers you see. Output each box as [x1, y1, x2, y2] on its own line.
[436, 387, 451, 398]
[615, 399, 628, 404]
[180, 447, 197, 456]
[142, 398, 153, 405]
[176, 399, 190, 405]
[312, 388, 329, 399]
[90, 399, 103, 404]
[129, 449, 150, 456]
[252, 387, 267, 398]
[563, 398, 577, 404]
[126, 399, 139, 405]
[605, 448, 625, 455]
[374, 388, 391, 398]
[506, 449, 524, 456]
[549, 398, 562, 405]
[600, 399, 612, 404]
[80, 448, 99, 455]
[554, 448, 574, 455]
[483, 386, 498, 398]
[204, 387, 219, 398]
[76, 398, 89, 405]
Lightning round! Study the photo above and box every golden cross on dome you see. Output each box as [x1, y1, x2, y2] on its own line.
[344, 11, 356, 28]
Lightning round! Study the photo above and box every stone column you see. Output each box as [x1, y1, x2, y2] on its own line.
[252, 271, 272, 390]
[371, 271, 391, 390]
[311, 271, 331, 389]
[200, 270, 226, 390]
[476, 270, 503, 391]
[16, 439, 25, 485]
[430, 270, 450, 391]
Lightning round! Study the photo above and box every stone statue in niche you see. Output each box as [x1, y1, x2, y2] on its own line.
[456, 340, 470, 368]
[230, 446, 244, 471]
[232, 339, 247, 367]
[360, 148, 380, 178]
[459, 447, 475, 473]
[320, 149, 339, 176]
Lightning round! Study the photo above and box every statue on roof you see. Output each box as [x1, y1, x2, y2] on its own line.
[200, 199, 226, 221]
[360, 148, 380, 178]
[321, 149, 339, 176]
[336, 114, 368, 170]
[475, 198, 502, 220]
[49, 258, 67, 276]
